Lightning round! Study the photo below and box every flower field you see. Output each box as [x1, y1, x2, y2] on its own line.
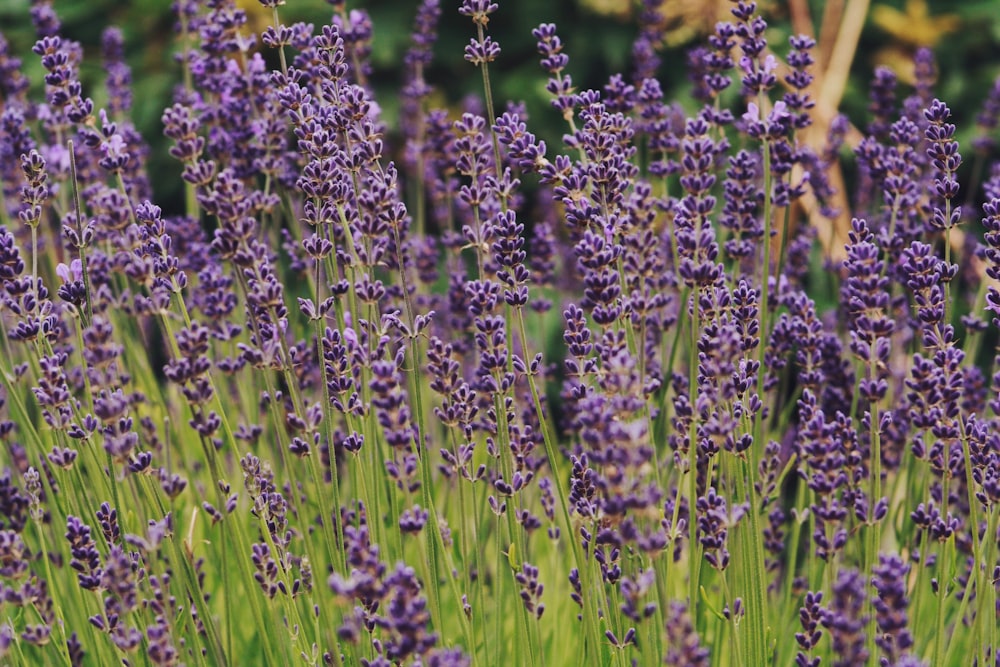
[0, 0, 998, 665]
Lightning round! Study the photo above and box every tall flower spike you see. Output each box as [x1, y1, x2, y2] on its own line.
[924, 99, 962, 239]
[461, 1, 500, 66]
[533, 23, 577, 119]
[821, 569, 869, 667]
[400, 0, 442, 185]
[0, 107, 34, 220]
[101, 27, 132, 115]
[631, 0, 664, 82]
[32, 35, 93, 124]
[674, 116, 722, 289]
[0, 32, 31, 106]
[867, 67, 897, 140]
[30, 0, 61, 37]
[664, 601, 710, 667]
[783, 34, 815, 129]
[515, 562, 545, 619]
[871, 554, 915, 664]
[795, 591, 824, 667]
[459, 1, 498, 24]
[732, 2, 772, 98]
[842, 218, 892, 404]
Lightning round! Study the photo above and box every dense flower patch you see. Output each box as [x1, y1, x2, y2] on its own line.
[0, 0, 998, 665]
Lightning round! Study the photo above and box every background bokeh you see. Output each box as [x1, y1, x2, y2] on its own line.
[1, 0, 999, 213]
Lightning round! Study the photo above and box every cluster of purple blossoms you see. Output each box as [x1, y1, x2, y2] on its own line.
[1, 0, 1000, 666]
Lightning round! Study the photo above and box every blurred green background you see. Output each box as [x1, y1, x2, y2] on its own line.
[1, 0, 999, 212]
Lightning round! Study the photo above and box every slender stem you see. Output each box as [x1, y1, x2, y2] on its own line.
[157, 301, 286, 666]
[933, 534, 954, 667]
[864, 351, 883, 664]
[515, 307, 605, 662]
[980, 507, 998, 665]
[271, 7, 288, 76]
[475, 24, 503, 178]
[67, 140, 93, 329]
[33, 518, 74, 667]
[687, 293, 702, 618]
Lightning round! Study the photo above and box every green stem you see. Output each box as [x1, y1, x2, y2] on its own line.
[271, 7, 288, 76]
[33, 518, 74, 667]
[739, 455, 770, 666]
[515, 308, 605, 662]
[933, 534, 954, 667]
[776, 478, 806, 667]
[67, 140, 93, 329]
[979, 507, 998, 665]
[688, 293, 703, 618]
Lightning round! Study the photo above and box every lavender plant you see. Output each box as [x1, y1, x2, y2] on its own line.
[0, 0, 998, 666]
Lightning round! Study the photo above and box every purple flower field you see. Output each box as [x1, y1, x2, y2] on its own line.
[0, 0, 998, 665]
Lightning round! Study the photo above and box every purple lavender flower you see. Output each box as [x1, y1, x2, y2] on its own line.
[251, 542, 287, 599]
[794, 591, 824, 666]
[619, 568, 656, 623]
[400, 0, 442, 194]
[733, 2, 772, 98]
[696, 487, 743, 570]
[515, 562, 545, 619]
[673, 116, 722, 289]
[0, 624, 11, 660]
[631, 0, 664, 82]
[65, 515, 101, 591]
[370, 352, 417, 451]
[912, 47, 937, 104]
[867, 67, 897, 140]
[0, 530, 28, 580]
[460, 1, 499, 67]
[783, 35, 816, 129]
[146, 617, 180, 666]
[871, 554, 914, 664]
[32, 35, 92, 124]
[664, 601, 709, 667]
[924, 99, 962, 238]
[30, 0, 60, 37]
[0, 31, 31, 107]
[94, 387, 139, 464]
[399, 504, 429, 534]
[491, 209, 530, 307]
[574, 229, 623, 326]
[796, 390, 851, 561]
[842, 218, 892, 403]
[96, 501, 121, 546]
[533, 23, 577, 118]
[378, 564, 439, 662]
[720, 150, 762, 266]
[101, 28, 132, 115]
[821, 569, 869, 667]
